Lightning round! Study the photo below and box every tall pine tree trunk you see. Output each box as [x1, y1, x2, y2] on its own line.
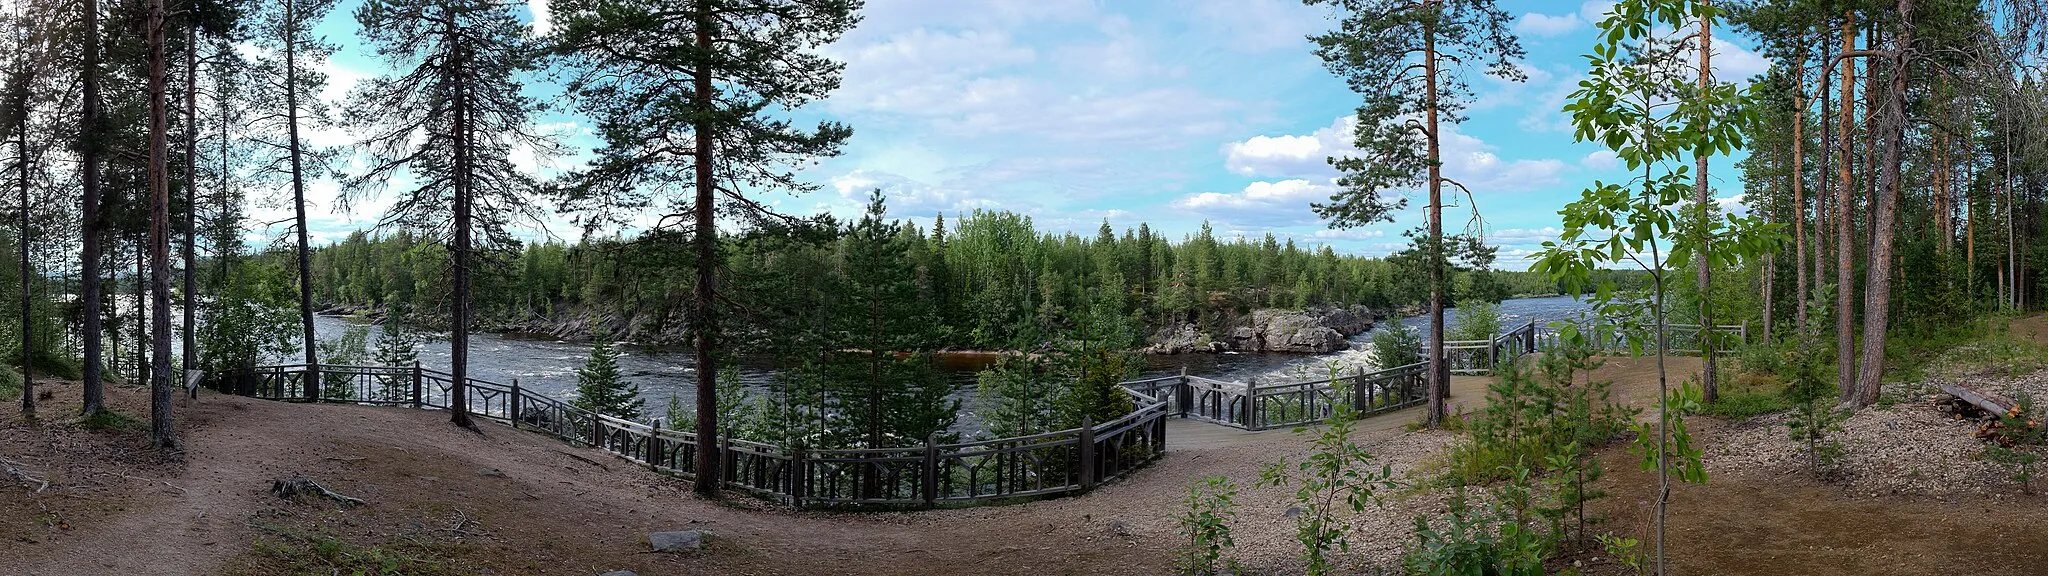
[1695, 3, 1717, 402]
[447, 10, 474, 429]
[1423, 15, 1448, 427]
[147, 0, 176, 447]
[79, 0, 105, 416]
[1853, 0, 1914, 407]
[1835, 13, 1857, 403]
[1793, 48, 1808, 339]
[285, 0, 319, 399]
[181, 19, 197, 388]
[15, 45, 32, 416]
[690, 2, 722, 495]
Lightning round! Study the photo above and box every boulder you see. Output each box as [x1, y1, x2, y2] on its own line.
[648, 530, 709, 552]
[1222, 306, 1377, 354]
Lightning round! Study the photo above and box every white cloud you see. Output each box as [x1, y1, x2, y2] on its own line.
[1580, 150, 1620, 171]
[1313, 229, 1386, 240]
[1488, 227, 1563, 245]
[528, 0, 551, 36]
[1579, 0, 1617, 24]
[1222, 116, 1568, 198]
[828, 169, 1005, 219]
[1515, 12, 1582, 37]
[1190, 0, 1324, 52]
[1172, 179, 1335, 227]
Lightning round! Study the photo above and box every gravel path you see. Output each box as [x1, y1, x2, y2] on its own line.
[1707, 369, 2048, 499]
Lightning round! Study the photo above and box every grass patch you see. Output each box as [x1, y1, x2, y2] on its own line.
[0, 368, 19, 403]
[79, 409, 144, 433]
[1700, 391, 1791, 419]
[228, 522, 463, 576]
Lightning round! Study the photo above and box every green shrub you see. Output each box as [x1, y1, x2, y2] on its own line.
[1439, 336, 1633, 487]
[1403, 468, 1549, 576]
[1782, 338, 1846, 477]
[1984, 393, 2045, 493]
[0, 368, 20, 402]
[1373, 323, 1423, 369]
[1260, 402, 1398, 576]
[1174, 475, 1240, 575]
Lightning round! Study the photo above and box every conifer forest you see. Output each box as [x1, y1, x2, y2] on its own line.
[4, 1, 2048, 575]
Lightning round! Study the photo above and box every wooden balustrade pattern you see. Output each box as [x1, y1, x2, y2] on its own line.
[215, 319, 1650, 508]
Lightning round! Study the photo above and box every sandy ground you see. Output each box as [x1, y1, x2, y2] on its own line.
[4, 351, 2045, 575]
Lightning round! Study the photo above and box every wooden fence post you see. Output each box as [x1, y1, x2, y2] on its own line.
[510, 379, 522, 429]
[1243, 378, 1259, 429]
[1354, 367, 1367, 412]
[791, 446, 808, 509]
[1177, 366, 1191, 418]
[1077, 416, 1096, 490]
[650, 418, 662, 471]
[921, 433, 939, 507]
[590, 413, 602, 448]
[410, 361, 423, 409]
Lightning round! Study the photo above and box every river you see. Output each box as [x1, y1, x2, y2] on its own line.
[309, 295, 1594, 418]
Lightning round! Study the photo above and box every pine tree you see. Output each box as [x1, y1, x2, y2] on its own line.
[547, 0, 860, 496]
[248, 0, 340, 399]
[1303, 0, 1526, 427]
[819, 192, 958, 450]
[573, 334, 642, 420]
[344, 0, 556, 429]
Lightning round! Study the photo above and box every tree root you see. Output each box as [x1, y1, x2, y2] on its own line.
[271, 476, 365, 507]
[1, 457, 49, 494]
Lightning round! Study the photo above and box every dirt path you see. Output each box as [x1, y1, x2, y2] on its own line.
[0, 354, 1746, 576]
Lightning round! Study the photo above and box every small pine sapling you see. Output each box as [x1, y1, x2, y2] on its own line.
[573, 334, 643, 420]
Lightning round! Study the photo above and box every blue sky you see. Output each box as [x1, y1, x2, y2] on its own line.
[278, 0, 1770, 265]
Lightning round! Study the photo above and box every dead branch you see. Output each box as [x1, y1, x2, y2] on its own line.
[1, 457, 49, 494]
[270, 477, 366, 507]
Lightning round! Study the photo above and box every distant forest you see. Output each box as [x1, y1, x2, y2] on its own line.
[282, 195, 1628, 350]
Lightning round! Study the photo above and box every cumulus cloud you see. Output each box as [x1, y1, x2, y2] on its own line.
[829, 169, 1006, 219]
[1172, 179, 1335, 228]
[1516, 12, 1582, 37]
[1221, 116, 1568, 198]
[1488, 227, 1563, 245]
[1580, 150, 1620, 171]
[1313, 229, 1386, 240]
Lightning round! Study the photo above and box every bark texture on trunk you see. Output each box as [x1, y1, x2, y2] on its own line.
[1835, 13, 1857, 403]
[80, 0, 105, 416]
[690, 5, 722, 496]
[1423, 14, 1448, 427]
[1695, 3, 1717, 402]
[448, 10, 474, 429]
[284, 0, 320, 400]
[147, 0, 176, 447]
[1854, 0, 1915, 407]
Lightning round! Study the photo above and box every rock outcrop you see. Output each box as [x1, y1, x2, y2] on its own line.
[1146, 305, 1379, 355]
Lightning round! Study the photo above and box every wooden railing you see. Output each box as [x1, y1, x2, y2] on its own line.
[1532, 322, 1746, 355]
[1122, 361, 1429, 431]
[224, 362, 1169, 509]
[1439, 320, 1541, 375]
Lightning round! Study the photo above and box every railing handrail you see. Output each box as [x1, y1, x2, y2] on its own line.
[234, 361, 1173, 509]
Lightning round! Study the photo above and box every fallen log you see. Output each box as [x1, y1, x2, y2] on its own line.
[1939, 382, 2017, 416]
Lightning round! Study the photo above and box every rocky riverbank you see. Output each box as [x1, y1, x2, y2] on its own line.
[1145, 305, 1380, 355]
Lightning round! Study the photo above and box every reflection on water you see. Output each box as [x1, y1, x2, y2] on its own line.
[309, 295, 1592, 423]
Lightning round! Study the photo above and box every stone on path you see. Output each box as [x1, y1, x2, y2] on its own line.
[648, 530, 709, 552]
[598, 571, 637, 576]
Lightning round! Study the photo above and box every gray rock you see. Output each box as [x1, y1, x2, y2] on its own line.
[1283, 505, 1302, 518]
[598, 572, 638, 576]
[648, 530, 709, 552]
